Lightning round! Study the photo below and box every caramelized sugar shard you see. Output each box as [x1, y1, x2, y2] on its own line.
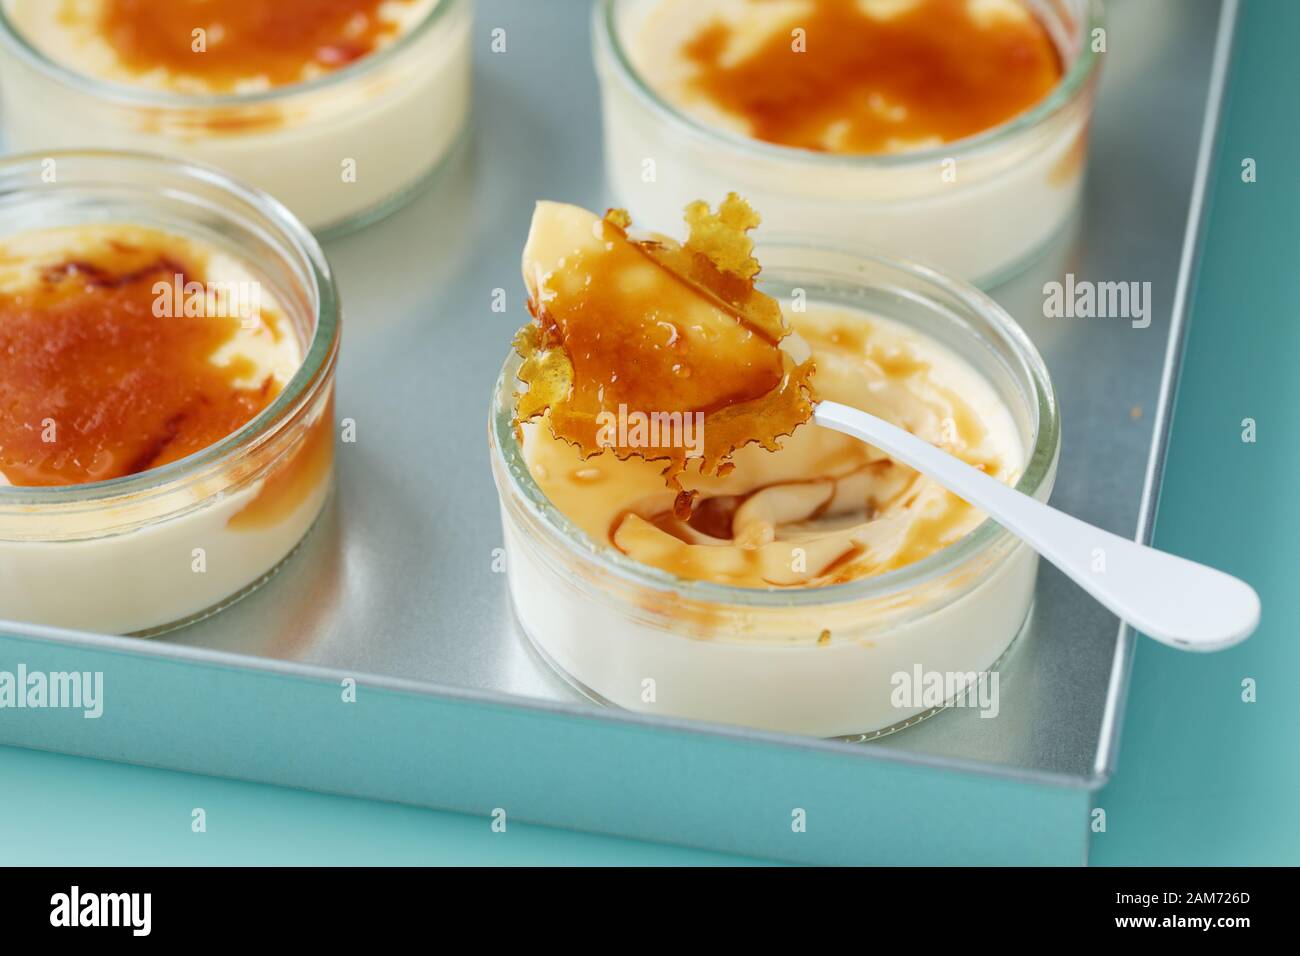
[697, 357, 817, 468]
[605, 207, 633, 231]
[512, 324, 573, 424]
[513, 196, 816, 492]
[636, 193, 787, 343]
[685, 193, 760, 279]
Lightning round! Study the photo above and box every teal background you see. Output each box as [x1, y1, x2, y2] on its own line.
[1084, 0, 1300, 866]
[1, 0, 1295, 866]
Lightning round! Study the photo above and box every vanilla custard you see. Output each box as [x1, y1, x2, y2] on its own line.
[523, 307, 1020, 588]
[513, 199, 1021, 588]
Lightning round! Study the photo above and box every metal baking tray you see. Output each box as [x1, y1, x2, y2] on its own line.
[0, 0, 1232, 864]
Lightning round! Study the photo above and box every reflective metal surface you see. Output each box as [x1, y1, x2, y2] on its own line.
[154, 0, 1224, 781]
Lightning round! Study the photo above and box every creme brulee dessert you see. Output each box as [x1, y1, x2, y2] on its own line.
[491, 197, 1056, 737]
[0, 222, 335, 635]
[593, 0, 1100, 282]
[0, 0, 472, 231]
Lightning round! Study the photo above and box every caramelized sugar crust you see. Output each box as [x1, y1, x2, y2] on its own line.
[681, 0, 1062, 154]
[514, 195, 817, 505]
[0, 230, 282, 487]
[96, 0, 418, 90]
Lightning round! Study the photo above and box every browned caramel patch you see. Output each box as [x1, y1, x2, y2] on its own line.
[96, 0, 419, 91]
[0, 233, 282, 487]
[681, 0, 1062, 154]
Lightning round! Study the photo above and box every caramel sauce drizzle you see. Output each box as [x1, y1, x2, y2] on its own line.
[601, 318, 1004, 587]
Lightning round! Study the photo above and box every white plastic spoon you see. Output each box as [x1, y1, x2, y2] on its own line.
[813, 401, 1259, 652]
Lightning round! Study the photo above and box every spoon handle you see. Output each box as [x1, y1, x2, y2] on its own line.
[813, 400, 1259, 652]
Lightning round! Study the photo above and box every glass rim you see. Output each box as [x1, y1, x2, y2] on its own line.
[0, 0, 461, 109]
[489, 237, 1060, 610]
[0, 148, 341, 506]
[593, 0, 1106, 169]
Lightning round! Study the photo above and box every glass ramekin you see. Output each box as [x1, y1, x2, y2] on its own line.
[490, 241, 1059, 738]
[0, 150, 340, 636]
[593, 0, 1103, 287]
[0, 0, 473, 236]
